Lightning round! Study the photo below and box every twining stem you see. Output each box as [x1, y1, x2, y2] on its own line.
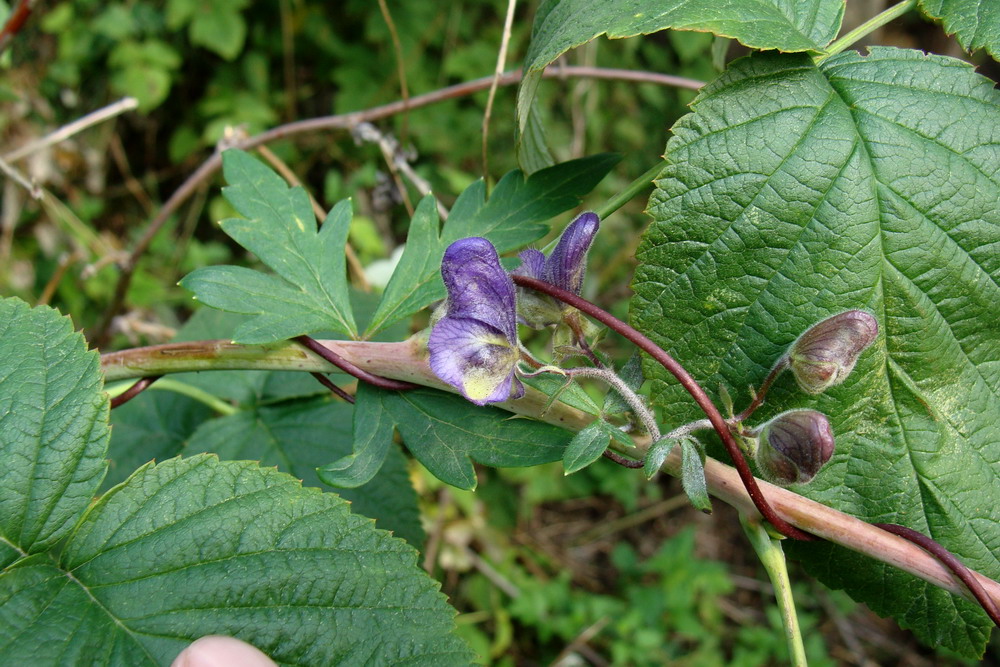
[109, 375, 160, 409]
[310, 372, 356, 404]
[821, 0, 918, 59]
[512, 274, 813, 541]
[602, 449, 644, 468]
[876, 523, 1000, 628]
[663, 418, 712, 440]
[97, 337, 1000, 614]
[595, 161, 665, 220]
[295, 335, 416, 391]
[740, 515, 807, 667]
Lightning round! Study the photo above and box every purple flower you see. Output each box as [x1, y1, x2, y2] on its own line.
[429, 237, 524, 405]
[514, 212, 599, 328]
[788, 310, 879, 394]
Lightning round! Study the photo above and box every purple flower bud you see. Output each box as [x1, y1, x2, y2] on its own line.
[789, 310, 878, 394]
[514, 212, 599, 328]
[754, 409, 835, 485]
[429, 238, 524, 405]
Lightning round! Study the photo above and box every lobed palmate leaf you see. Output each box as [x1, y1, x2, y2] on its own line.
[180, 150, 357, 344]
[327, 387, 574, 491]
[365, 153, 620, 336]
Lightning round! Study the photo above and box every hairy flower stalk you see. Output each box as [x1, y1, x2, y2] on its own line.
[428, 237, 524, 405]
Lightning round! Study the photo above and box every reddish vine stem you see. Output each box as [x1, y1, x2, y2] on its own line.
[733, 356, 789, 423]
[109, 375, 162, 409]
[513, 274, 814, 541]
[294, 335, 416, 392]
[602, 449, 644, 469]
[310, 372, 356, 404]
[875, 523, 1000, 628]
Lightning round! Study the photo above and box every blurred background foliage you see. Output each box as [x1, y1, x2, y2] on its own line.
[1, 0, 996, 664]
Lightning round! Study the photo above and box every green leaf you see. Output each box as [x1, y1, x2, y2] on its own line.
[365, 196, 442, 338]
[919, 0, 1000, 60]
[562, 422, 611, 474]
[0, 299, 108, 565]
[630, 48, 1000, 656]
[516, 0, 845, 170]
[189, 7, 247, 60]
[370, 388, 573, 490]
[365, 153, 620, 336]
[516, 101, 557, 174]
[0, 456, 470, 664]
[186, 396, 424, 548]
[180, 150, 357, 343]
[680, 438, 711, 512]
[644, 437, 676, 480]
[317, 383, 394, 489]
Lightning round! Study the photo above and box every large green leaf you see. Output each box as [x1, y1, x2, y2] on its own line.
[630, 48, 999, 657]
[0, 455, 471, 665]
[516, 0, 844, 171]
[180, 150, 357, 344]
[365, 153, 620, 336]
[919, 0, 1000, 60]
[185, 396, 425, 548]
[0, 298, 108, 566]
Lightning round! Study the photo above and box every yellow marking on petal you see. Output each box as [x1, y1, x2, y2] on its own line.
[460, 341, 518, 402]
[463, 367, 507, 402]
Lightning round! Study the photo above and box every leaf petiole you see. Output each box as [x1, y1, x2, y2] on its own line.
[596, 161, 666, 220]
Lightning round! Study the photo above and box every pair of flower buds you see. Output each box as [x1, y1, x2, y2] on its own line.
[752, 309, 879, 484]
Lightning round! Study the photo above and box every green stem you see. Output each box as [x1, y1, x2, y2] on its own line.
[596, 161, 665, 220]
[105, 378, 239, 415]
[820, 0, 918, 60]
[740, 514, 807, 667]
